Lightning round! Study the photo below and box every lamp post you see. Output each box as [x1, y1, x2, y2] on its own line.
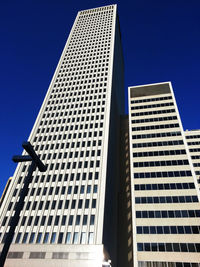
[0, 142, 47, 267]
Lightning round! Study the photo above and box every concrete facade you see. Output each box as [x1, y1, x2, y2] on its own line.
[185, 130, 200, 191]
[0, 4, 124, 267]
[128, 82, 200, 267]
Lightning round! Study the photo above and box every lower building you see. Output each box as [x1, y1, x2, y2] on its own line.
[128, 82, 200, 267]
[185, 130, 200, 191]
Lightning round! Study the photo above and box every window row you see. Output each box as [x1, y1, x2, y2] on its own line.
[33, 132, 103, 145]
[194, 163, 200, 167]
[134, 170, 192, 179]
[137, 225, 200, 235]
[132, 140, 183, 148]
[35, 139, 102, 151]
[40, 119, 104, 129]
[133, 149, 186, 157]
[131, 102, 174, 110]
[134, 182, 195, 191]
[138, 261, 199, 267]
[135, 195, 198, 204]
[187, 141, 200, 146]
[137, 242, 200, 253]
[191, 155, 200, 159]
[40, 149, 101, 161]
[46, 159, 100, 171]
[132, 131, 181, 139]
[132, 123, 179, 132]
[186, 135, 200, 139]
[26, 184, 98, 199]
[131, 96, 172, 104]
[12, 231, 94, 245]
[136, 209, 200, 218]
[18, 171, 99, 185]
[3, 205, 97, 227]
[131, 108, 176, 117]
[133, 160, 189, 168]
[189, 148, 200, 152]
[131, 116, 177, 124]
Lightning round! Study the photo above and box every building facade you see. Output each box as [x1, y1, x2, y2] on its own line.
[0, 4, 124, 267]
[128, 82, 200, 267]
[185, 130, 200, 191]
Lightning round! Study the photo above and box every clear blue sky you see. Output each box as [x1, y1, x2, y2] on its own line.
[0, 0, 200, 196]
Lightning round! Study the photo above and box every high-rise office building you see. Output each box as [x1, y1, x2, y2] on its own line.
[0, 4, 124, 267]
[0, 178, 12, 210]
[185, 130, 200, 191]
[128, 82, 200, 267]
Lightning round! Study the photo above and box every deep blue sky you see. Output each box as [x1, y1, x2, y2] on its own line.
[0, 0, 200, 196]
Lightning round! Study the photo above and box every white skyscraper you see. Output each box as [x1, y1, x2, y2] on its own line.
[128, 82, 200, 267]
[0, 5, 124, 267]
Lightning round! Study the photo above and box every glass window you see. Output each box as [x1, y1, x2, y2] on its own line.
[83, 215, 87, 225]
[51, 232, 56, 244]
[76, 215, 80, 225]
[29, 233, 35, 243]
[92, 199, 96, 208]
[87, 185, 91, 193]
[137, 243, 143, 251]
[43, 233, 49, 243]
[22, 233, 28, 243]
[15, 233, 22, 243]
[88, 232, 94, 244]
[81, 232, 86, 244]
[36, 233, 42, 243]
[58, 233, 63, 244]
[65, 232, 71, 244]
[68, 215, 73, 225]
[73, 232, 78, 244]
[85, 199, 89, 208]
[90, 215, 95, 225]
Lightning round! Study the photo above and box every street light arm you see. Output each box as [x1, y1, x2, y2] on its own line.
[12, 155, 32, 162]
[22, 142, 47, 172]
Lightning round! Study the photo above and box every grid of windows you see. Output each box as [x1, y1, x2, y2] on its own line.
[185, 130, 200, 188]
[0, 4, 118, 247]
[129, 83, 200, 265]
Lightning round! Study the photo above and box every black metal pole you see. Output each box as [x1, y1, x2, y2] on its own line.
[0, 161, 36, 267]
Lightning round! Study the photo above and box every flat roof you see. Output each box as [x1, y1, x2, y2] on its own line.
[129, 82, 171, 98]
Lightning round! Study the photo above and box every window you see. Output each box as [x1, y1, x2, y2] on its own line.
[73, 232, 78, 244]
[22, 233, 28, 243]
[58, 233, 63, 244]
[43, 233, 49, 243]
[76, 215, 80, 225]
[83, 215, 87, 225]
[88, 232, 94, 244]
[65, 232, 71, 244]
[81, 232, 86, 244]
[29, 233, 35, 243]
[90, 215, 95, 225]
[36, 233, 42, 244]
[51, 233, 56, 244]
[68, 215, 73, 225]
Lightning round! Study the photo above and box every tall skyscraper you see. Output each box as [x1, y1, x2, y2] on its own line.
[0, 4, 124, 267]
[185, 130, 200, 191]
[128, 82, 200, 267]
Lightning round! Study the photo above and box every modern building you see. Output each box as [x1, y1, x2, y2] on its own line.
[0, 4, 124, 267]
[185, 130, 200, 190]
[118, 115, 133, 267]
[128, 82, 200, 267]
[0, 178, 12, 209]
